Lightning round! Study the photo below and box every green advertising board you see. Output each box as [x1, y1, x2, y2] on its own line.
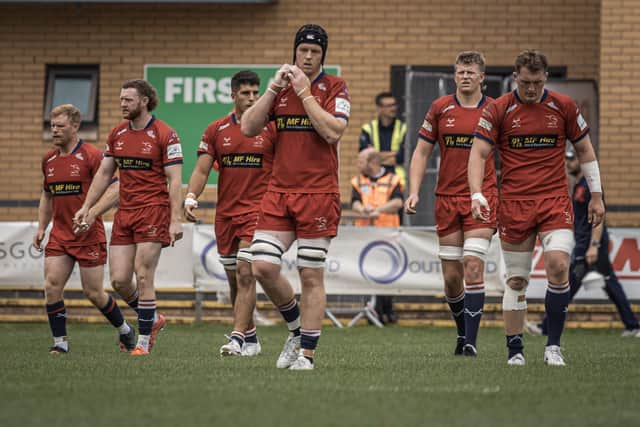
[144, 65, 340, 184]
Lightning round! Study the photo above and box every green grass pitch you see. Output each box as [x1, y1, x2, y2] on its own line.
[1, 322, 638, 427]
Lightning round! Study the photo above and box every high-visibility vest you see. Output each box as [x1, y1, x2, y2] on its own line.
[351, 172, 401, 227]
[361, 118, 407, 186]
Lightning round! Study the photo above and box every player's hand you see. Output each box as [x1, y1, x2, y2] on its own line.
[169, 221, 183, 247]
[588, 193, 605, 226]
[273, 64, 292, 88]
[74, 209, 96, 235]
[471, 192, 490, 222]
[369, 209, 380, 219]
[585, 245, 598, 266]
[184, 193, 198, 222]
[72, 206, 90, 235]
[405, 194, 419, 215]
[287, 66, 311, 95]
[32, 229, 45, 251]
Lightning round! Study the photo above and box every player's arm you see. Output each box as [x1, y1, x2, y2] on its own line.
[378, 151, 398, 165]
[289, 67, 348, 145]
[165, 163, 184, 246]
[184, 153, 214, 222]
[405, 139, 434, 214]
[74, 156, 117, 226]
[586, 220, 604, 266]
[76, 180, 119, 234]
[468, 137, 493, 221]
[374, 197, 403, 215]
[33, 190, 52, 251]
[574, 135, 605, 226]
[242, 64, 291, 137]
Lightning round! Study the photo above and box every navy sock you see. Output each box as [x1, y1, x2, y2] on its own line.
[99, 296, 125, 328]
[278, 299, 301, 336]
[464, 286, 485, 347]
[230, 331, 245, 346]
[506, 334, 524, 359]
[126, 290, 139, 314]
[138, 299, 155, 336]
[244, 326, 258, 343]
[446, 292, 465, 338]
[300, 329, 320, 362]
[545, 282, 570, 346]
[46, 300, 67, 338]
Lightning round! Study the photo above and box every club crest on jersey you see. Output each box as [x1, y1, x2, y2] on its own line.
[147, 130, 156, 139]
[318, 82, 327, 91]
[253, 136, 264, 147]
[546, 115, 558, 128]
[70, 164, 80, 177]
[141, 141, 152, 154]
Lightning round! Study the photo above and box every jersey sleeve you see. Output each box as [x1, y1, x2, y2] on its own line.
[197, 124, 217, 160]
[564, 99, 590, 143]
[162, 129, 183, 167]
[104, 128, 116, 157]
[418, 102, 439, 144]
[41, 156, 48, 192]
[324, 79, 351, 121]
[474, 101, 500, 145]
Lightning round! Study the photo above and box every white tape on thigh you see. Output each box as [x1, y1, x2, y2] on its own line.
[541, 228, 575, 255]
[237, 248, 253, 264]
[463, 237, 490, 261]
[502, 250, 533, 282]
[439, 245, 463, 261]
[297, 238, 330, 269]
[502, 285, 528, 310]
[219, 254, 237, 271]
[250, 231, 286, 265]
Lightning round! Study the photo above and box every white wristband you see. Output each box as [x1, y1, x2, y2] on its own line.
[184, 197, 198, 208]
[580, 160, 602, 193]
[471, 192, 488, 207]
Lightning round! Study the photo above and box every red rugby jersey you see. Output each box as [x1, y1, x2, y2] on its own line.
[41, 141, 106, 246]
[198, 113, 275, 218]
[105, 117, 183, 209]
[474, 89, 589, 199]
[418, 94, 497, 196]
[269, 72, 350, 193]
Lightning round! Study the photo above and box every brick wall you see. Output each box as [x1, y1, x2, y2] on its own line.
[600, 0, 640, 225]
[2, 0, 626, 224]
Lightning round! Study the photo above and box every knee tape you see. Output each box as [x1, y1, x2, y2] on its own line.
[250, 232, 286, 265]
[502, 285, 528, 311]
[219, 254, 237, 271]
[439, 245, 463, 261]
[541, 228, 575, 255]
[236, 248, 253, 264]
[463, 237, 490, 262]
[297, 238, 330, 269]
[502, 250, 533, 282]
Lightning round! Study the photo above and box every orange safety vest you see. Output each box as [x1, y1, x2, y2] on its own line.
[351, 172, 401, 227]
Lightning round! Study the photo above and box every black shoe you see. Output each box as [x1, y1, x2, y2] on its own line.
[119, 327, 136, 352]
[49, 346, 68, 354]
[386, 311, 399, 324]
[454, 336, 466, 355]
[462, 343, 477, 357]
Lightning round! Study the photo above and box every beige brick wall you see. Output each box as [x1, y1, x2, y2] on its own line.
[600, 0, 640, 225]
[3, 0, 629, 224]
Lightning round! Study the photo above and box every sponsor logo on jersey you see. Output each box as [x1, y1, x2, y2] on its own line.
[335, 97, 350, 116]
[253, 135, 264, 147]
[443, 134, 473, 149]
[220, 153, 264, 168]
[223, 137, 232, 146]
[116, 128, 127, 136]
[46, 154, 57, 163]
[511, 117, 522, 129]
[115, 157, 152, 170]
[422, 120, 432, 133]
[199, 141, 209, 151]
[478, 117, 492, 131]
[508, 134, 557, 149]
[47, 167, 55, 177]
[278, 97, 288, 108]
[147, 130, 156, 139]
[75, 152, 84, 161]
[167, 143, 182, 160]
[276, 115, 314, 131]
[115, 141, 125, 151]
[318, 82, 327, 91]
[48, 181, 82, 196]
[577, 113, 587, 131]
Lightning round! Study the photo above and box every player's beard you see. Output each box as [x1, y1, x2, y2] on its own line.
[123, 103, 142, 121]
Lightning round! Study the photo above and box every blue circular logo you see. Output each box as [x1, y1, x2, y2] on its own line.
[358, 240, 408, 284]
[200, 239, 227, 281]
